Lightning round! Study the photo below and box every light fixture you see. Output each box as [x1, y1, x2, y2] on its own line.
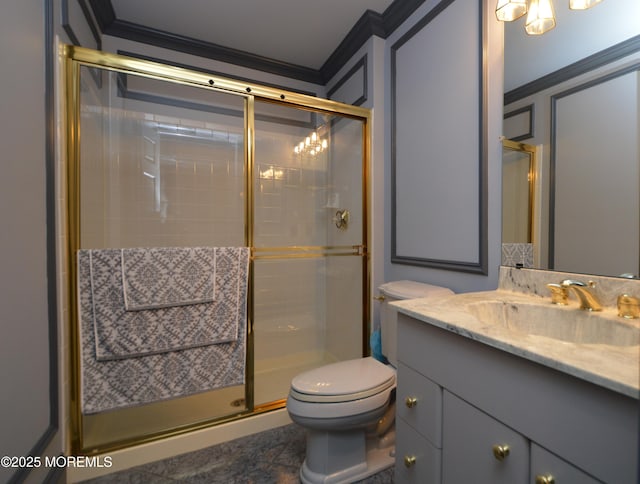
[259, 165, 284, 180]
[569, 0, 602, 9]
[496, 0, 599, 35]
[495, 0, 528, 21]
[293, 130, 328, 157]
[525, 0, 556, 35]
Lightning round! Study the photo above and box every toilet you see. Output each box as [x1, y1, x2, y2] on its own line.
[287, 280, 454, 484]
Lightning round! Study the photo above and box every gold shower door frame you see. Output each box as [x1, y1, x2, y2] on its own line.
[63, 45, 372, 454]
[502, 139, 537, 244]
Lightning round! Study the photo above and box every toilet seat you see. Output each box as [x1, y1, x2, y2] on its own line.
[290, 377, 394, 404]
[287, 389, 392, 421]
[290, 357, 395, 404]
[287, 357, 396, 420]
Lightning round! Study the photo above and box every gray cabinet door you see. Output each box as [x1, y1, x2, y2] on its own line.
[531, 443, 601, 484]
[442, 391, 528, 484]
[396, 362, 442, 447]
[396, 418, 442, 484]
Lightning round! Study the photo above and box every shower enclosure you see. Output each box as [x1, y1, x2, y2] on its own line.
[64, 46, 370, 453]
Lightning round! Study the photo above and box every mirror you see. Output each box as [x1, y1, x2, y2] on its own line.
[501, 0, 640, 278]
[501, 140, 537, 268]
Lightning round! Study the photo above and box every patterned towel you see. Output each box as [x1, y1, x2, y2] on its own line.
[122, 247, 216, 311]
[87, 248, 241, 360]
[77, 247, 249, 414]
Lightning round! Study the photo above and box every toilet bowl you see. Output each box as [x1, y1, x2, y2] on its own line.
[287, 280, 454, 484]
[287, 357, 396, 484]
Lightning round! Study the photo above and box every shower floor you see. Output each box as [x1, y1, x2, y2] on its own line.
[82, 351, 335, 450]
[82, 385, 246, 450]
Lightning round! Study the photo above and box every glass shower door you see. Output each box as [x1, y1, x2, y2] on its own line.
[252, 101, 367, 407]
[67, 47, 371, 453]
[75, 65, 249, 451]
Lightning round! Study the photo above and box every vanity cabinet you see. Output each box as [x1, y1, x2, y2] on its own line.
[395, 313, 639, 484]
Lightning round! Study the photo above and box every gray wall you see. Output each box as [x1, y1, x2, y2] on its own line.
[383, 0, 503, 294]
[0, 1, 56, 482]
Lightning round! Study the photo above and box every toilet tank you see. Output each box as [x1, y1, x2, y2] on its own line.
[378, 280, 454, 367]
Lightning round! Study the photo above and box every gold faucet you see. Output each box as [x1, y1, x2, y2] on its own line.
[560, 279, 602, 311]
[546, 283, 568, 305]
[617, 294, 640, 319]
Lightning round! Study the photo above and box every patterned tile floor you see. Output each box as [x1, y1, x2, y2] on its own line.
[81, 424, 395, 483]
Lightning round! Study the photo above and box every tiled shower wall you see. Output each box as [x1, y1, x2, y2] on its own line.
[81, 115, 245, 248]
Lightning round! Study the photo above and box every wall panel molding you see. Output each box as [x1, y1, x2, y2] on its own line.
[63, 0, 102, 88]
[62, 0, 101, 49]
[327, 55, 368, 106]
[7, 0, 59, 481]
[503, 104, 534, 141]
[390, 0, 487, 274]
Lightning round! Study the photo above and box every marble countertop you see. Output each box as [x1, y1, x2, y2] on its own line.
[393, 289, 640, 399]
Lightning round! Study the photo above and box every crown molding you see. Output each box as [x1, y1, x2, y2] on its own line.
[320, 10, 384, 82]
[104, 17, 324, 84]
[88, 0, 426, 85]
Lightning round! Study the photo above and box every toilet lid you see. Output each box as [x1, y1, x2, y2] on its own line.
[290, 357, 396, 403]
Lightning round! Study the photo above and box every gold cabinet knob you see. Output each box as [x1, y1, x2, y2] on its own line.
[373, 294, 386, 302]
[404, 455, 417, 468]
[404, 396, 418, 408]
[492, 444, 510, 461]
[535, 475, 555, 484]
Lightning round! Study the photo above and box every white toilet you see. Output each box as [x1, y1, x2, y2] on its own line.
[287, 280, 454, 484]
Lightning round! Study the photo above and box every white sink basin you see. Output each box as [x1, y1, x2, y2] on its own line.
[466, 300, 640, 347]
